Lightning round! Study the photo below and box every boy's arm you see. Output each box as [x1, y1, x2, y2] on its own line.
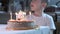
[46, 15, 56, 34]
[49, 16, 56, 30]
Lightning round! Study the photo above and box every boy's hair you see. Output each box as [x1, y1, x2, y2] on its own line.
[41, 0, 50, 4]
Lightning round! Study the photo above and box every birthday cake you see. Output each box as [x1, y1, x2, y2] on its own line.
[6, 19, 36, 30]
[6, 10, 37, 30]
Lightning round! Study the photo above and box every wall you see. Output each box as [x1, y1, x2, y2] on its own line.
[49, 0, 60, 5]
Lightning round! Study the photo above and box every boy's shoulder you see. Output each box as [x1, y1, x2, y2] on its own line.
[43, 13, 53, 19]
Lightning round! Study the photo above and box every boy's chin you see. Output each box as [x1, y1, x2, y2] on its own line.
[31, 9, 35, 11]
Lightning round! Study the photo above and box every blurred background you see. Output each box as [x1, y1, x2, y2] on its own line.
[0, 0, 60, 34]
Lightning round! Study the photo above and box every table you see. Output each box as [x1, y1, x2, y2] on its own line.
[0, 24, 50, 34]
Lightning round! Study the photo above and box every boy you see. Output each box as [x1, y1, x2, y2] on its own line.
[26, 0, 56, 30]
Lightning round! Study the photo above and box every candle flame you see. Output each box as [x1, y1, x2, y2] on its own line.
[23, 12, 26, 15]
[15, 12, 18, 15]
[29, 12, 31, 15]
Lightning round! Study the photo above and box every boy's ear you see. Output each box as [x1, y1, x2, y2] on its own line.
[41, 3, 47, 8]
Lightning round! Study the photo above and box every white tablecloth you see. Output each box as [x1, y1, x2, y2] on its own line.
[0, 24, 50, 34]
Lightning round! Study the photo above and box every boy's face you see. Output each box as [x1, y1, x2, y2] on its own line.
[30, 0, 43, 11]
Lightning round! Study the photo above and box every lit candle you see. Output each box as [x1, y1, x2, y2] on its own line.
[10, 12, 12, 20]
[29, 11, 31, 15]
[19, 10, 23, 14]
[29, 11, 32, 19]
[23, 12, 26, 18]
[29, 11, 34, 21]
[15, 12, 18, 20]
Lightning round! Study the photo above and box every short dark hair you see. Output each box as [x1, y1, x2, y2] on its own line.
[41, 0, 50, 4]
